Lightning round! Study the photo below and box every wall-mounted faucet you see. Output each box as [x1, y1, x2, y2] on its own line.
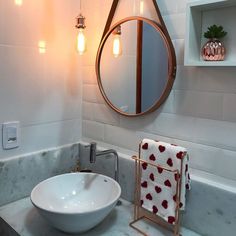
[88, 142, 119, 183]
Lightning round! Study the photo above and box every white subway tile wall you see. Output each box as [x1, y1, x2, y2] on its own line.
[81, 0, 236, 181]
[0, 0, 82, 158]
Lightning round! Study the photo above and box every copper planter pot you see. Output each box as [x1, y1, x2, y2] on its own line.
[201, 38, 225, 61]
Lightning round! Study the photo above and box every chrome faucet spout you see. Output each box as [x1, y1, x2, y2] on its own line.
[96, 149, 119, 183]
[88, 142, 119, 183]
[90, 142, 97, 163]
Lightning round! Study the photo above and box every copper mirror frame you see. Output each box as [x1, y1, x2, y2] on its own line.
[95, 1, 176, 117]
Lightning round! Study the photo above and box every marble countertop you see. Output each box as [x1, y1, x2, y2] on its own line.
[0, 197, 201, 236]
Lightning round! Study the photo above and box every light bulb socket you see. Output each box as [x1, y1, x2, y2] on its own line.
[113, 25, 121, 35]
[75, 14, 86, 29]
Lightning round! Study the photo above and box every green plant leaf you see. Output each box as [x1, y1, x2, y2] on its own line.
[204, 24, 227, 39]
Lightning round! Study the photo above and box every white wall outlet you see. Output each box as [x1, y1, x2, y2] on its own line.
[2, 121, 20, 150]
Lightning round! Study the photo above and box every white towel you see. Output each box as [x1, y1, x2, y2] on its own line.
[140, 139, 190, 225]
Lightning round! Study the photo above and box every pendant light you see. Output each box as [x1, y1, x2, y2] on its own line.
[75, 0, 86, 55]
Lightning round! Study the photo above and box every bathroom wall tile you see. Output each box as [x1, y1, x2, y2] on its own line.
[173, 39, 185, 65]
[172, 139, 236, 181]
[177, 140, 221, 172]
[174, 90, 223, 120]
[136, 131, 176, 145]
[101, 3, 113, 28]
[103, 0, 113, 8]
[173, 66, 200, 91]
[83, 0, 111, 11]
[0, 45, 44, 124]
[161, 90, 175, 114]
[0, 1, 5, 44]
[136, 130, 236, 181]
[0, 1, 45, 47]
[112, 0, 141, 22]
[0, 1, 5, 40]
[0, 45, 82, 126]
[0, 143, 79, 206]
[82, 66, 97, 85]
[82, 120, 105, 142]
[0, 0, 76, 53]
[176, 0, 188, 13]
[33, 52, 80, 123]
[163, 14, 186, 40]
[194, 67, 236, 94]
[44, 0, 78, 53]
[83, 84, 105, 104]
[223, 93, 236, 122]
[69, 0, 83, 15]
[152, 113, 195, 141]
[0, 1, 83, 158]
[0, 119, 81, 159]
[152, 114, 236, 154]
[177, 67, 236, 94]
[92, 104, 120, 126]
[82, 102, 94, 120]
[193, 118, 236, 151]
[22, 119, 81, 152]
[104, 125, 141, 151]
[119, 112, 156, 133]
[158, 0, 177, 16]
[42, 50, 82, 122]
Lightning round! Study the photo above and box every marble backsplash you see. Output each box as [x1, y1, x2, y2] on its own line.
[182, 181, 236, 236]
[0, 143, 79, 207]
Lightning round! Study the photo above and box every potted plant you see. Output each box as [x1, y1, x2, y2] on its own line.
[201, 24, 227, 61]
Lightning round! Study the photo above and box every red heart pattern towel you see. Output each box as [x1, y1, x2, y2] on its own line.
[140, 139, 191, 225]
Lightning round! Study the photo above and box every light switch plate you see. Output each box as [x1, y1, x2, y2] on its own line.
[2, 122, 20, 150]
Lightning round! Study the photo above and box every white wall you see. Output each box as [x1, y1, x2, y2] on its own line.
[0, 0, 82, 159]
[81, 0, 236, 182]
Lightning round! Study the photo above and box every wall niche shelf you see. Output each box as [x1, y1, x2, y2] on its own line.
[184, 0, 236, 67]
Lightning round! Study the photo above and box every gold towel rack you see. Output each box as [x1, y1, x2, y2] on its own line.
[129, 143, 185, 236]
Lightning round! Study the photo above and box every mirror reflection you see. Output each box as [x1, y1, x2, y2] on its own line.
[98, 18, 172, 115]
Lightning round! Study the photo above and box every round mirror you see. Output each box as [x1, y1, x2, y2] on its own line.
[96, 17, 176, 117]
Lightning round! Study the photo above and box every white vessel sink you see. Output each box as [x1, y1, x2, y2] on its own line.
[30, 173, 121, 234]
